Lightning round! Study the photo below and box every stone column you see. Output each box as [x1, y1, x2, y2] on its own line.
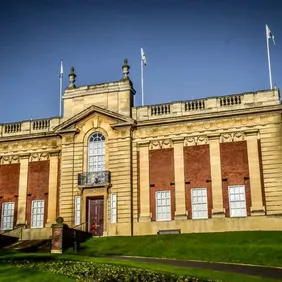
[138, 142, 151, 222]
[246, 130, 264, 215]
[16, 154, 29, 226]
[209, 134, 225, 217]
[173, 138, 186, 219]
[46, 151, 59, 226]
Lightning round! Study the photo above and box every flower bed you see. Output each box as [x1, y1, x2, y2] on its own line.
[2, 260, 218, 282]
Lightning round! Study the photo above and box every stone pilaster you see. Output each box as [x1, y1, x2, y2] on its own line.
[208, 134, 225, 217]
[16, 154, 29, 226]
[173, 138, 186, 219]
[138, 142, 151, 222]
[246, 130, 264, 215]
[46, 151, 60, 226]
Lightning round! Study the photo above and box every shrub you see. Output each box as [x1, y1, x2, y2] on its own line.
[2, 259, 218, 282]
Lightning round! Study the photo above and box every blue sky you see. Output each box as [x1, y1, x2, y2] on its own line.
[0, 0, 281, 122]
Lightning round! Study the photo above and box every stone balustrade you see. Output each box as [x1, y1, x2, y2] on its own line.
[133, 89, 280, 121]
[0, 117, 61, 137]
[0, 89, 280, 137]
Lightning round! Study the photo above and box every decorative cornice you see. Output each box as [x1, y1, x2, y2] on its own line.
[207, 133, 221, 141]
[54, 104, 134, 133]
[138, 141, 150, 148]
[19, 153, 30, 159]
[110, 121, 137, 129]
[172, 137, 185, 144]
[244, 129, 259, 137]
[63, 80, 136, 99]
[49, 150, 60, 157]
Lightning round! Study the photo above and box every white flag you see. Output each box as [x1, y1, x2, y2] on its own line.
[266, 24, 275, 45]
[60, 60, 64, 78]
[141, 47, 147, 66]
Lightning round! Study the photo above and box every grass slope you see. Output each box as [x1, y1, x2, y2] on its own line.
[71, 231, 282, 266]
[0, 253, 279, 282]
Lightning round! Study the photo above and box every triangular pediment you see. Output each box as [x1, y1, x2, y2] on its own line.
[54, 105, 135, 133]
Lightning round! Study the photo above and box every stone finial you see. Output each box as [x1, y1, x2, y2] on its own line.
[68, 67, 76, 88]
[122, 58, 130, 79]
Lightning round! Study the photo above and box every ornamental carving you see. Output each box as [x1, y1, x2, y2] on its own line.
[0, 155, 20, 164]
[0, 139, 58, 153]
[29, 152, 50, 162]
[149, 139, 173, 150]
[184, 135, 208, 146]
[220, 132, 245, 143]
[133, 114, 279, 139]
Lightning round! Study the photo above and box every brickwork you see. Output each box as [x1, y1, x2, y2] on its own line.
[184, 145, 212, 219]
[220, 141, 251, 217]
[0, 164, 20, 229]
[26, 161, 50, 228]
[149, 148, 175, 221]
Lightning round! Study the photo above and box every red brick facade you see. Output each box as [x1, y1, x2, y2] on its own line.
[220, 141, 251, 217]
[26, 161, 50, 228]
[0, 164, 20, 229]
[184, 145, 213, 219]
[149, 148, 175, 221]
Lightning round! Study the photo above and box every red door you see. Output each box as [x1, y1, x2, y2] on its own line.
[88, 198, 104, 236]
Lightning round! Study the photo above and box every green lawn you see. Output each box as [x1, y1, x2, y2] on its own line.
[0, 264, 73, 282]
[68, 231, 282, 266]
[0, 253, 279, 282]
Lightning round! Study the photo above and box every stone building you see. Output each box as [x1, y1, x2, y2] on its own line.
[0, 59, 282, 240]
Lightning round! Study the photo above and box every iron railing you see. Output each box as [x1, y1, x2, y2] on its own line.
[78, 171, 111, 186]
[72, 222, 87, 232]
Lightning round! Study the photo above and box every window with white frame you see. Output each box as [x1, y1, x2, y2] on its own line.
[155, 191, 171, 221]
[74, 196, 81, 226]
[88, 132, 106, 172]
[31, 200, 44, 228]
[191, 188, 208, 219]
[1, 202, 15, 230]
[228, 185, 247, 217]
[110, 193, 117, 223]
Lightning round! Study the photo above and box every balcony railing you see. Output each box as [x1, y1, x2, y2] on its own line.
[78, 171, 111, 187]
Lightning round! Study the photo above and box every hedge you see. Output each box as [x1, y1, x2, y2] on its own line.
[2, 260, 219, 282]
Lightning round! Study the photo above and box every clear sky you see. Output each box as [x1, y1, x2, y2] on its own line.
[0, 0, 281, 123]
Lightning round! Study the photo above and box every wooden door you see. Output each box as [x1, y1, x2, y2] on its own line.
[88, 198, 104, 236]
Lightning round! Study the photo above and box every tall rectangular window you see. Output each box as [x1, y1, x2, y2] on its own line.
[1, 202, 14, 230]
[31, 200, 44, 228]
[74, 196, 81, 226]
[110, 193, 117, 223]
[191, 188, 208, 219]
[228, 185, 247, 217]
[155, 191, 171, 221]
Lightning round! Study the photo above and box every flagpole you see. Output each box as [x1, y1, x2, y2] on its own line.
[141, 54, 144, 106]
[266, 25, 273, 89]
[59, 60, 63, 117]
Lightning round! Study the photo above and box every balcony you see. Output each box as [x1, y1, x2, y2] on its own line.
[78, 171, 111, 188]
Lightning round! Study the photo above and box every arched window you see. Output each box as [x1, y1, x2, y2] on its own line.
[88, 132, 106, 172]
